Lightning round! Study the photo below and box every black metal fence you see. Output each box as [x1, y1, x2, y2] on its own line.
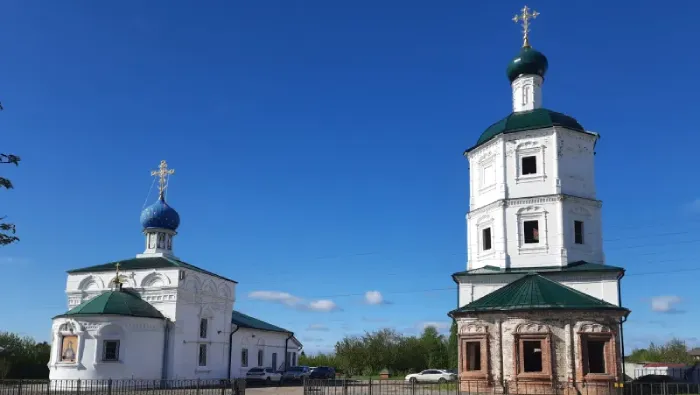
[302, 379, 700, 395]
[0, 379, 246, 395]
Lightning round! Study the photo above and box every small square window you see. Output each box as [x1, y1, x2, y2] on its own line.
[257, 349, 264, 367]
[465, 342, 481, 371]
[586, 340, 607, 374]
[523, 220, 540, 244]
[523, 340, 543, 372]
[241, 348, 248, 367]
[198, 344, 207, 367]
[482, 227, 492, 251]
[574, 221, 584, 244]
[521, 156, 537, 175]
[102, 340, 120, 362]
[199, 318, 208, 339]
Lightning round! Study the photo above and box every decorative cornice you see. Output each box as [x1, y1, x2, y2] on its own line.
[469, 194, 602, 217]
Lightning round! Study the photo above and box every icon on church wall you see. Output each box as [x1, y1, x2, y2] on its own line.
[60, 335, 78, 363]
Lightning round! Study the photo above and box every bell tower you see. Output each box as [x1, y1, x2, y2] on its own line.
[464, 7, 603, 271]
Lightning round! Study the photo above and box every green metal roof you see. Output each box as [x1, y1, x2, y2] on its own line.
[450, 273, 628, 315]
[231, 311, 291, 334]
[55, 289, 165, 319]
[506, 46, 549, 83]
[467, 108, 591, 153]
[453, 261, 624, 278]
[67, 256, 237, 284]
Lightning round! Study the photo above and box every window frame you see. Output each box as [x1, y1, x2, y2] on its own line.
[515, 144, 546, 184]
[513, 333, 552, 381]
[574, 220, 584, 245]
[257, 349, 264, 367]
[579, 332, 616, 382]
[459, 334, 489, 380]
[102, 340, 120, 362]
[241, 348, 249, 367]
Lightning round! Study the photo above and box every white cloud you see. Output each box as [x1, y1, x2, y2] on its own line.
[364, 291, 386, 305]
[418, 321, 451, 332]
[307, 324, 330, 332]
[651, 295, 683, 313]
[248, 291, 340, 312]
[308, 300, 339, 312]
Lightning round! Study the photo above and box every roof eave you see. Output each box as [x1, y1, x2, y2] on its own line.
[451, 307, 630, 315]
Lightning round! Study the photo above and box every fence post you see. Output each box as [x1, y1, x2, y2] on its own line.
[107, 379, 112, 395]
[76, 379, 81, 395]
[196, 378, 201, 395]
[369, 377, 372, 395]
[411, 379, 416, 395]
[46, 378, 51, 395]
[17, 379, 22, 395]
[343, 378, 348, 395]
[220, 379, 226, 395]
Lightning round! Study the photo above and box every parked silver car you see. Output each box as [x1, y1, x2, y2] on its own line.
[282, 366, 311, 382]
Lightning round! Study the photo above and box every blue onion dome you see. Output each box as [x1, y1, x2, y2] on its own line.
[140, 196, 180, 231]
[506, 46, 549, 83]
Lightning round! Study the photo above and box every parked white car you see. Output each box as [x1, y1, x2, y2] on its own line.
[246, 367, 283, 385]
[405, 369, 457, 383]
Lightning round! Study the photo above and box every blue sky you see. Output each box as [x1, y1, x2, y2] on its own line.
[1, 0, 699, 353]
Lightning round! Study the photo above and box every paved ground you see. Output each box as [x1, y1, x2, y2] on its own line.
[247, 387, 303, 395]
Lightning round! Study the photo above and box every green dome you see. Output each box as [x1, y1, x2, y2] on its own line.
[470, 108, 584, 150]
[55, 289, 165, 319]
[506, 46, 548, 83]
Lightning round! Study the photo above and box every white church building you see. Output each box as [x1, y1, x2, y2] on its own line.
[449, 7, 630, 394]
[48, 160, 302, 381]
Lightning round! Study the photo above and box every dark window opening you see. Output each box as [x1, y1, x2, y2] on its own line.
[524, 221, 540, 244]
[102, 340, 119, 361]
[574, 221, 584, 244]
[198, 344, 207, 367]
[242, 348, 248, 367]
[523, 341, 543, 372]
[482, 228, 492, 251]
[521, 156, 537, 175]
[466, 342, 481, 371]
[587, 341, 606, 374]
[258, 349, 264, 367]
[199, 318, 208, 338]
[272, 353, 277, 370]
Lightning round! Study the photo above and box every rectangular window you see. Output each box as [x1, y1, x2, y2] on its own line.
[523, 340, 543, 372]
[271, 353, 277, 370]
[198, 344, 207, 367]
[241, 348, 248, 367]
[482, 227, 492, 251]
[102, 340, 120, 362]
[292, 353, 297, 366]
[521, 156, 537, 175]
[524, 220, 540, 244]
[199, 318, 208, 339]
[574, 221, 584, 244]
[465, 341, 481, 371]
[257, 349, 264, 367]
[586, 340, 607, 374]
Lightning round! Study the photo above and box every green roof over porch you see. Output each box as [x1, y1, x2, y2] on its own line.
[450, 273, 629, 315]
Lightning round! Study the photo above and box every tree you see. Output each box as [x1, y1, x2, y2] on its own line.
[0, 332, 50, 378]
[627, 338, 695, 365]
[0, 102, 21, 246]
[447, 320, 458, 370]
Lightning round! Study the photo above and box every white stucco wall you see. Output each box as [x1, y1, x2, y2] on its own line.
[61, 263, 238, 380]
[229, 328, 302, 379]
[465, 127, 602, 271]
[49, 317, 166, 380]
[457, 271, 621, 309]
